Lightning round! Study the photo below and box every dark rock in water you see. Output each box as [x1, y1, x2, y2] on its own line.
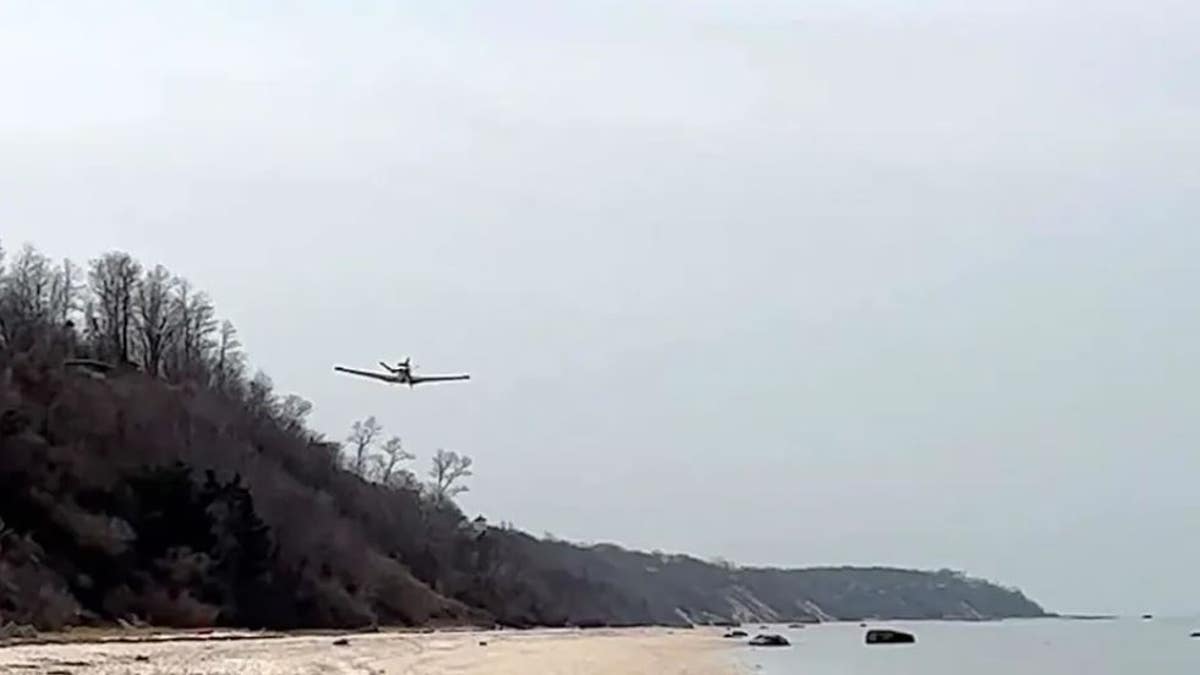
[479, 641, 489, 646]
[866, 629, 915, 645]
[0, 622, 37, 640]
[723, 630, 749, 638]
[749, 634, 790, 647]
[134, 656, 150, 663]
[1190, 632, 1200, 638]
[787, 623, 806, 629]
[859, 623, 868, 628]
[1142, 614, 1154, 620]
[332, 638, 351, 647]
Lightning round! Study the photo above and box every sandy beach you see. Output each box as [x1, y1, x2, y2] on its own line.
[0, 627, 743, 674]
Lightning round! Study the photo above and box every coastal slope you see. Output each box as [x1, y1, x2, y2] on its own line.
[0, 243, 1047, 632]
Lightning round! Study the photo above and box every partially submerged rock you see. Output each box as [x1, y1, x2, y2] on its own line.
[749, 634, 790, 647]
[723, 630, 748, 638]
[0, 622, 37, 640]
[865, 629, 915, 645]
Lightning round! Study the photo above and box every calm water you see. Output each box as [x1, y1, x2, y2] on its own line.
[736, 618, 1199, 674]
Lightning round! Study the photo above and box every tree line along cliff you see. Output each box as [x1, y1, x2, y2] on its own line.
[0, 242, 1048, 631]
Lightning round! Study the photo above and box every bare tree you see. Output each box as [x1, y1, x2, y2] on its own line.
[0, 241, 8, 347]
[244, 370, 278, 422]
[134, 264, 178, 376]
[277, 394, 313, 435]
[6, 244, 53, 317]
[211, 319, 245, 392]
[87, 251, 142, 364]
[48, 258, 83, 326]
[346, 416, 383, 477]
[374, 436, 415, 487]
[427, 449, 473, 503]
[167, 279, 217, 382]
[0, 244, 56, 346]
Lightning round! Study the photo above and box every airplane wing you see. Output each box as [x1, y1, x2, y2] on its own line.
[334, 366, 399, 383]
[409, 374, 471, 385]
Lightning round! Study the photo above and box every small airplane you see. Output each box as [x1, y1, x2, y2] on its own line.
[334, 357, 470, 388]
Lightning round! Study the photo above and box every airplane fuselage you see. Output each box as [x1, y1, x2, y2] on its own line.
[334, 363, 470, 387]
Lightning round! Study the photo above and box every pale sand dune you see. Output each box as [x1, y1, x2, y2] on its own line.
[0, 627, 744, 674]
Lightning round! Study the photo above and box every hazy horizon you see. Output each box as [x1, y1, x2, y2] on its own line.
[3, 1, 1197, 617]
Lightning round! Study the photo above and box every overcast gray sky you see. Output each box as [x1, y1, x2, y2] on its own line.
[2, 1, 1197, 616]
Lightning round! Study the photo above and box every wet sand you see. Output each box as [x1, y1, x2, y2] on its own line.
[0, 626, 742, 674]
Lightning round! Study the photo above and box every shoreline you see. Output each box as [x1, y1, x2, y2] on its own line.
[0, 623, 697, 649]
[0, 626, 745, 674]
[0, 616, 1054, 650]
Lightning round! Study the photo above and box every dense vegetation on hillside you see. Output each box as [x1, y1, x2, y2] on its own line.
[0, 242, 1047, 631]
